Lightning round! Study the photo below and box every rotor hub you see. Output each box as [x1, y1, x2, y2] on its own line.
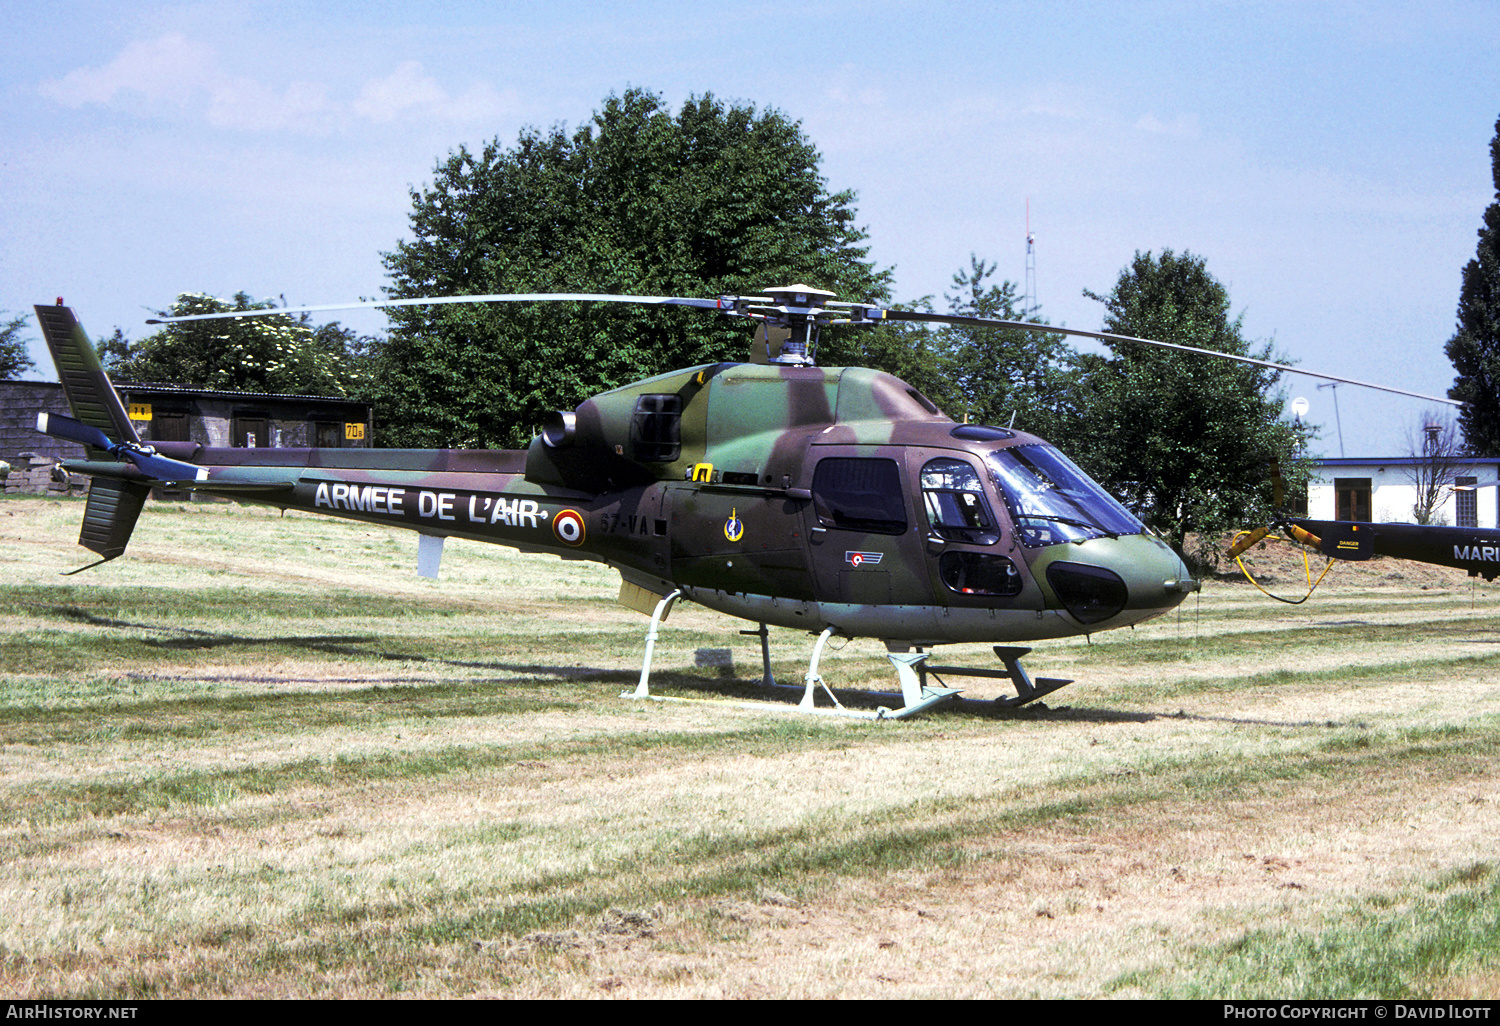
[749, 284, 837, 365]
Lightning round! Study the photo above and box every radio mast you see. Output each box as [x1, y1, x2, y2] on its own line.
[1023, 198, 1038, 317]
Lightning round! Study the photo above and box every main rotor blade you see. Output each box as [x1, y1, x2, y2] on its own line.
[874, 309, 1464, 408]
[142, 290, 1463, 408]
[145, 293, 737, 325]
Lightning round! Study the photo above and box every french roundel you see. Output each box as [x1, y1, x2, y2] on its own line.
[553, 508, 586, 547]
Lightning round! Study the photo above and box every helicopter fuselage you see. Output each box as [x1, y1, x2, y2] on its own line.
[71, 360, 1197, 647]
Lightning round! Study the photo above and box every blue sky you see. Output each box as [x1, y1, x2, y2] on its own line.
[4, 0, 1498, 457]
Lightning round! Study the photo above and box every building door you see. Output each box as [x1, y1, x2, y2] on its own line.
[1335, 478, 1371, 522]
[233, 415, 269, 448]
[151, 411, 190, 442]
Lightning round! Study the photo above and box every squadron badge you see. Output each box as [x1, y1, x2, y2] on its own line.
[724, 508, 745, 543]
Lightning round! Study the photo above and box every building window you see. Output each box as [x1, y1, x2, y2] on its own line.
[151, 411, 190, 442]
[1335, 478, 1371, 522]
[313, 421, 343, 448]
[1456, 476, 1478, 528]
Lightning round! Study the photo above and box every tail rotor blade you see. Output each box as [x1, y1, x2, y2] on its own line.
[37, 412, 113, 451]
[1227, 526, 1271, 560]
[129, 452, 208, 482]
[37, 412, 205, 482]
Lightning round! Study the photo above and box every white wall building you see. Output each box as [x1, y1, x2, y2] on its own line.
[1306, 457, 1500, 528]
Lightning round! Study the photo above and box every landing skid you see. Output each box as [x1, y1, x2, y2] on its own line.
[888, 646, 1074, 710]
[622, 592, 1071, 720]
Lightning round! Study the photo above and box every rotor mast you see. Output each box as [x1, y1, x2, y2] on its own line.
[746, 284, 838, 365]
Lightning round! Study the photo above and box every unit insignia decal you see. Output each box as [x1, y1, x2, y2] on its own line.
[724, 508, 744, 543]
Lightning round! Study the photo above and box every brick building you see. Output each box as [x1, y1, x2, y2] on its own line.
[2, 379, 373, 495]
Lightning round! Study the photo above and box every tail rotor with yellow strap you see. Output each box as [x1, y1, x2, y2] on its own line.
[1227, 519, 1334, 604]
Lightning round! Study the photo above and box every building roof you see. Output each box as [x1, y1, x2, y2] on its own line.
[1313, 456, 1500, 468]
[114, 381, 369, 405]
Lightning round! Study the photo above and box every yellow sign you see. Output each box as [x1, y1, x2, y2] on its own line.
[344, 422, 366, 441]
[691, 463, 714, 482]
[128, 403, 152, 421]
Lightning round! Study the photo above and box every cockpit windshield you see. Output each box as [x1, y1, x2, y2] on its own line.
[986, 444, 1145, 547]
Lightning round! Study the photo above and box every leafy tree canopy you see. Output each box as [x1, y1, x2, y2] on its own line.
[376, 88, 891, 448]
[1, 311, 36, 380]
[1072, 249, 1308, 562]
[1446, 114, 1500, 454]
[101, 293, 368, 397]
[932, 255, 1078, 439]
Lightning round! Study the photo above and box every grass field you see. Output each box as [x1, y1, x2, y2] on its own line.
[2, 494, 1498, 998]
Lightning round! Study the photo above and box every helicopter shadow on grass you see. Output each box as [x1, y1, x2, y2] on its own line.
[44, 604, 631, 684]
[640, 669, 1163, 724]
[40, 605, 1368, 727]
[648, 656, 1375, 728]
[665, 678, 1373, 729]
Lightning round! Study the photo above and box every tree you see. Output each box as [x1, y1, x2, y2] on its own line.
[102, 293, 368, 396]
[933, 255, 1078, 439]
[1, 310, 36, 380]
[1446, 114, 1500, 455]
[376, 88, 892, 448]
[1403, 409, 1465, 525]
[1072, 250, 1307, 563]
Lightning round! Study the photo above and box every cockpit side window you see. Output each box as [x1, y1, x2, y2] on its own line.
[811, 457, 907, 535]
[920, 457, 999, 545]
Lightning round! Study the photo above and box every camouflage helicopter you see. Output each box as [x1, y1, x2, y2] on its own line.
[29, 287, 1460, 719]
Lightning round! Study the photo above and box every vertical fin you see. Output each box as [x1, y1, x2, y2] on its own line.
[33, 304, 137, 446]
[77, 477, 150, 559]
[34, 305, 147, 561]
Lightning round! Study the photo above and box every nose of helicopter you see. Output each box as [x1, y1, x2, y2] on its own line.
[1037, 533, 1199, 627]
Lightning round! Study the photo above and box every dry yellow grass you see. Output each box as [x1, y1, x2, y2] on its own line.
[1, 496, 1498, 998]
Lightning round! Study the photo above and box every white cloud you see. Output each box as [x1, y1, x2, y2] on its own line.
[38, 39, 509, 132]
[206, 77, 333, 132]
[39, 33, 218, 107]
[353, 61, 518, 125]
[353, 61, 447, 123]
[1134, 112, 1201, 138]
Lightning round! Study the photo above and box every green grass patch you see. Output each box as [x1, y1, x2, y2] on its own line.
[2, 719, 856, 824]
[1116, 864, 1500, 999]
